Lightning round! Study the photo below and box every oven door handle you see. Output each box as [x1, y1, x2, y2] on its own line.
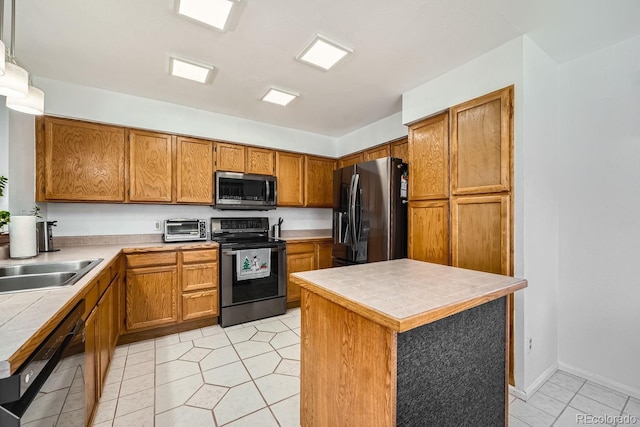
[222, 247, 285, 256]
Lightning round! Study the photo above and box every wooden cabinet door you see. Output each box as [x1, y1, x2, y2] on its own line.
[286, 252, 315, 303]
[450, 86, 512, 195]
[97, 285, 113, 390]
[216, 142, 246, 172]
[125, 266, 178, 331]
[451, 194, 510, 275]
[364, 145, 390, 161]
[305, 156, 334, 207]
[182, 263, 218, 292]
[408, 200, 449, 265]
[182, 290, 218, 321]
[246, 147, 275, 175]
[338, 152, 363, 169]
[315, 241, 333, 269]
[85, 308, 98, 425]
[408, 112, 449, 200]
[390, 138, 409, 161]
[110, 271, 121, 352]
[276, 152, 305, 206]
[176, 137, 213, 204]
[41, 117, 125, 201]
[129, 130, 173, 202]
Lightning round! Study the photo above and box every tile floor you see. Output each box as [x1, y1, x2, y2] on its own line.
[92, 307, 639, 426]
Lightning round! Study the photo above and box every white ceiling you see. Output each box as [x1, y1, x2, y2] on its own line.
[7, 0, 640, 137]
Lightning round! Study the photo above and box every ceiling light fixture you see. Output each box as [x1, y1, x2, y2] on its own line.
[177, 0, 237, 31]
[296, 34, 353, 71]
[169, 56, 214, 84]
[260, 88, 299, 107]
[0, 0, 44, 114]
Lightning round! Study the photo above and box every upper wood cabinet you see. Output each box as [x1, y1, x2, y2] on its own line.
[176, 137, 213, 204]
[37, 117, 125, 202]
[408, 200, 450, 265]
[451, 194, 510, 275]
[338, 152, 364, 169]
[450, 86, 512, 195]
[216, 142, 246, 172]
[246, 147, 275, 175]
[364, 145, 390, 162]
[305, 156, 334, 207]
[390, 138, 409, 161]
[408, 112, 449, 201]
[128, 130, 173, 202]
[276, 151, 305, 206]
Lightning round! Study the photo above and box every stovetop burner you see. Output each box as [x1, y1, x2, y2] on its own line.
[210, 217, 282, 247]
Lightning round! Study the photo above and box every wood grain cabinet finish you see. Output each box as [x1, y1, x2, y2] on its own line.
[314, 241, 333, 269]
[338, 152, 364, 169]
[125, 265, 179, 331]
[408, 200, 450, 265]
[276, 152, 305, 206]
[176, 137, 213, 204]
[408, 112, 449, 200]
[85, 308, 98, 425]
[364, 144, 390, 161]
[97, 284, 114, 391]
[182, 290, 218, 321]
[305, 156, 334, 207]
[450, 86, 512, 195]
[246, 147, 275, 175]
[128, 130, 174, 202]
[180, 249, 219, 321]
[216, 142, 246, 172]
[286, 242, 316, 304]
[39, 117, 125, 202]
[451, 194, 510, 275]
[390, 137, 409, 161]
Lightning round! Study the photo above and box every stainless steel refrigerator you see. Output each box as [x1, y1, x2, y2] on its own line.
[332, 157, 408, 267]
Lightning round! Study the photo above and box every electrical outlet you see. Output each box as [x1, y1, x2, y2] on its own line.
[528, 338, 533, 354]
[153, 220, 161, 231]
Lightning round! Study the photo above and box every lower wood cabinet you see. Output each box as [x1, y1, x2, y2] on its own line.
[286, 239, 332, 305]
[85, 308, 98, 425]
[125, 265, 179, 331]
[408, 200, 450, 265]
[182, 290, 218, 321]
[315, 241, 333, 270]
[181, 249, 219, 321]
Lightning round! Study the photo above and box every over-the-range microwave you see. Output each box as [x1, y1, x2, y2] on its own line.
[214, 171, 276, 210]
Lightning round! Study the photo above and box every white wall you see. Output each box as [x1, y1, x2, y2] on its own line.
[33, 77, 337, 158]
[8, 113, 36, 215]
[0, 104, 8, 215]
[336, 112, 407, 157]
[557, 35, 640, 395]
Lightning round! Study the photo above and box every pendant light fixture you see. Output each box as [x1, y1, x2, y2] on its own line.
[0, 0, 45, 114]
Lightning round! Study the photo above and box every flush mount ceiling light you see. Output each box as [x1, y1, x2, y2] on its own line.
[296, 34, 353, 71]
[260, 88, 299, 106]
[169, 56, 214, 84]
[177, 0, 237, 31]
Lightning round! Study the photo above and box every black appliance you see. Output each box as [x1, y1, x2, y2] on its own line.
[333, 157, 408, 266]
[211, 217, 286, 327]
[214, 172, 277, 210]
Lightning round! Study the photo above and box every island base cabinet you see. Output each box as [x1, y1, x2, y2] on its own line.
[301, 289, 509, 427]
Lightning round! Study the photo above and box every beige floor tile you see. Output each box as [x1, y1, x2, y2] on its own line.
[291, 327, 301, 337]
[186, 384, 229, 410]
[156, 341, 193, 364]
[155, 373, 204, 413]
[156, 405, 216, 427]
[276, 343, 300, 361]
[112, 406, 154, 427]
[155, 333, 181, 348]
[254, 373, 300, 405]
[109, 355, 126, 370]
[270, 394, 301, 427]
[275, 359, 300, 377]
[61, 391, 85, 413]
[23, 389, 68, 424]
[251, 331, 276, 342]
[270, 331, 300, 349]
[112, 345, 129, 358]
[224, 408, 279, 427]
[553, 406, 584, 426]
[93, 398, 118, 424]
[243, 351, 282, 379]
[125, 349, 155, 366]
[57, 408, 84, 427]
[179, 328, 204, 342]
[202, 361, 251, 387]
[578, 382, 628, 411]
[255, 320, 289, 333]
[226, 326, 258, 344]
[115, 387, 154, 418]
[539, 381, 577, 404]
[570, 394, 621, 419]
[100, 382, 121, 402]
[127, 339, 155, 355]
[233, 340, 273, 359]
[194, 333, 231, 350]
[103, 367, 124, 386]
[528, 391, 568, 417]
[119, 372, 155, 397]
[122, 360, 155, 381]
[200, 324, 225, 337]
[548, 371, 585, 392]
[510, 398, 556, 427]
[509, 415, 531, 427]
[180, 347, 212, 362]
[280, 316, 301, 329]
[213, 382, 266, 425]
[156, 359, 201, 385]
[199, 346, 240, 371]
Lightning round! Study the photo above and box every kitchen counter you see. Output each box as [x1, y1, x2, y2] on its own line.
[277, 229, 331, 242]
[0, 241, 218, 379]
[290, 259, 527, 426]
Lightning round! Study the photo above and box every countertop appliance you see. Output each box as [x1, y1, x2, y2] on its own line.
[211, 217, 286, 327]
[333, 157, 408, 267]
[214, 172, 276, 210]
[36, 221, 59, 253]
[0, 300, 85, 427]
[163, 219, 207, 242]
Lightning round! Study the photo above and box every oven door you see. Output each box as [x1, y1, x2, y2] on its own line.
[220, 243, 286, 307]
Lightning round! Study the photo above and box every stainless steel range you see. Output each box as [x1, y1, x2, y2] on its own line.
[211, 217, 287, 327]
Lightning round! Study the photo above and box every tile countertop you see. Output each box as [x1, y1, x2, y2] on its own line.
[290, 258, 527, 333]
[0, 241, 218, 379]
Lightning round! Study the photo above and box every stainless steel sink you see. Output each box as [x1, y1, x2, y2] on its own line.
[0, 259, 103, 294]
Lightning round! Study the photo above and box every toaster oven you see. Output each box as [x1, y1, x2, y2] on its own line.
[163, 219, 207, 242]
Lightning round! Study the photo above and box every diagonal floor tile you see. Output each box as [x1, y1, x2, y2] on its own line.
[527, 391, 567, 417]
[251, 331, 276, 342]
[203, 360, 251, 387]
[213, 382, 266, 426]
[224, 408, 279, 427]
[233, 340, 273, 359]
[200, 325, 225, 337]
[125, 349, 154, 366]
[179, 329, 203, 342]
[119, 372, 155, 397]
[199, 346, 240, 371]
[538, 381, 577, 404]
[270, 394, 301, 427]
[243, 351, 282, 380]
[155, 333, 181, 348]
[226, 326, 258, 344]
[578, 382, 628, 411]
[280, 316, 300, 330]
[156, 360, 201, 385]
[156, 341, 193, 365]
[548, 371, 585, 392]
[255, 320, 289, 333]
[155, 373, 204, 414]
[570, 394, 622, 419]
[270, 331, 299, 349]
[194, 333, 231, 350]
[276, 344, 300, 361]
[186, 384, 228, 410]
[127, 339, 155, 355]
[112, 406, 154, 427]
[254, 373, 300, 405]
[123, 360, 155, 381]
[156, 405, 215, 427]
[180, 347, 212, 362]
[509, 398, 556, 427]
[275, 359, 300, 377]
[115, 387, 154, 418]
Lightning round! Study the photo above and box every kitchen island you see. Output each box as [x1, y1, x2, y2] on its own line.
[290, 258, 527, 427]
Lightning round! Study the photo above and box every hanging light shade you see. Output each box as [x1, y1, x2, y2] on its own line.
[0, 61, 28, 98]
[0, 40, 5, 76]
[6, 84, 44, 114]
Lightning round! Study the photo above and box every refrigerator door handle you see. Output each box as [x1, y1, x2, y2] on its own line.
[333, 212, 343, 243]
[350, 173, 360, 252]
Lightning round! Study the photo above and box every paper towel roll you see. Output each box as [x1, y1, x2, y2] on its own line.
[10, 216, 38, 259]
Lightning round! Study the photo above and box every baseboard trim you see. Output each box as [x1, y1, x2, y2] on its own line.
[509, 361, 558, 401]
[558, 362, 640, 400]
